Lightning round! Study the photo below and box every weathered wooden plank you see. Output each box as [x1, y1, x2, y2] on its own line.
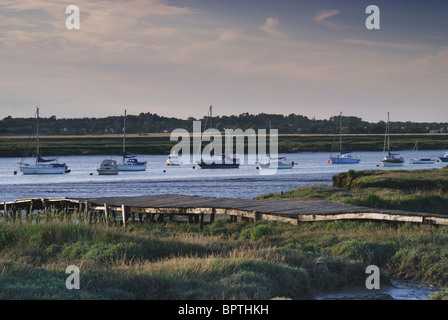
[298, 212, 424, 223]
[424, 216, 448, 225]
[260, 214, 299, 225]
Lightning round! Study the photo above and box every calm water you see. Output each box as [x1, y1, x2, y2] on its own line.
[1, 150, 446, 202]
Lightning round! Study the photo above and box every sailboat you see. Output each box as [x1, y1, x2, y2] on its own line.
[196, 106, 240, 169]
[381, 112, 404, 167]
[440, 152, 448, 163]
[409, 141, 435, 164]
[329, 112, 361, 164]
[117, 110, 147, 171]
[259, 156, 294, 169]
[19, 106, 70, 174]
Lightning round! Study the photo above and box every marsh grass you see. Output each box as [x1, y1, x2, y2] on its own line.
[3, 167, 448, 300]
[1, 216, 448, 299]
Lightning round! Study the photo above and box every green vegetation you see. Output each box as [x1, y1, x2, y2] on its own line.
[2, 133, 448, 157]
[2, 111, 448, 157]
[1, 217, 448, 300]
[2, 112, 446, 135]
[257, 167, 448, 215]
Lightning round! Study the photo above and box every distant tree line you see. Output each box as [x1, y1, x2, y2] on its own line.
[0, 112, 447, 135]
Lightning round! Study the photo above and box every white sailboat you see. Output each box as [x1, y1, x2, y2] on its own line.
[19, 106, 69, 175]
[381, 112, 404, 167]
[409, 141, 435, 164]
[117, 110, 147, 171]
[329, 112, 361, 164]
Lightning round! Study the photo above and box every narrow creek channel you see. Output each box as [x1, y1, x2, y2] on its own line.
[315, 278, 440, 300]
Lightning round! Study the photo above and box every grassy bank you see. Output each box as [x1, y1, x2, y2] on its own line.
[1, 217, 448, 300]
[2, 133, 448, 157]
[257, 167, 448, 215]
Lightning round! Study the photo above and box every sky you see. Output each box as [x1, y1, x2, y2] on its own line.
[0, 0, 447, 123]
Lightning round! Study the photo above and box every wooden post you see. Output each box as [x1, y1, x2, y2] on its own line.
[199, 213, 204, 230]
[121, 205, 127, 227]
[210, 208, 216, 223]
[84, 201, 89, 224]
[253, 211, 260, 224]
[104, 203, 108, 225]
[28, 200, 33, 223]
[78, 202, 83, 223]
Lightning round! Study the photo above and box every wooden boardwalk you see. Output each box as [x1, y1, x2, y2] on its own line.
[2, 194, 448, 227]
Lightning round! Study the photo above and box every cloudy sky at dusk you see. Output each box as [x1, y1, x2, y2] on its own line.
[0, 0, 447, 123]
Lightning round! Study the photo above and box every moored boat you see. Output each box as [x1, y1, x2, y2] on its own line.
[19, 106, 69, 175]
[409, 141, 435, 164]
[167, 152, 182, 165]
[382, 152, 405, 167]
[329, 112, 361, 164]
[196, 106, 240, 169]
[330, 152, 361, 164]
[381, 112, 404, 167]
[439, 152, 448, 162]
[198, 154, 240, 169]
[117, 110, 147, 171]
[259, 157, 294, 169]
[97, 159, 119, 175]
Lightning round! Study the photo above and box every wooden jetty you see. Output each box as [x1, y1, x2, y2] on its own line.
[2, 194, 448, 227]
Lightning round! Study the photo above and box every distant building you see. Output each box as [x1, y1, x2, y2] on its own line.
[429, 126, 444, 133]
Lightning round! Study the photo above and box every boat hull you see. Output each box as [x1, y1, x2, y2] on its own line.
[197, 162, 239, 169]
[259, 162, 293, 169]
[410, 159, 435, 164]
[260, 165, 293, 169]
[19, 164, 67, 174]
[381, 160, 404, 167]
[97, 169, 119, 175]
[117, 164, 146, 171]
[440, 157, 448, 162]
[330, 157, 361, 164]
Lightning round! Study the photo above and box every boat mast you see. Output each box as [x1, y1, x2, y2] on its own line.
[339, 112, 342, 154]
[209, 105, 212, 129]
[383, 112, 390, 155]
[387, 112, 390, 153]
[123, 109, 126, 159]
[415, 140, 418, 159]
[36, 106, 40, 164]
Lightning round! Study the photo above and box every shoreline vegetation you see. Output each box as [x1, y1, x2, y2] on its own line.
[2, 169, 448, 299]
[1, 133, 448, 157]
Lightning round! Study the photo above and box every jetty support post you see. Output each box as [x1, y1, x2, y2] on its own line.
[253, 211, 260, 224]
[83, 201, 88, 225]
[104, 203, 109, 225]
[121, 205, 127, 227]
[199, 213, 204, 230]
[3, 203, 7, 222]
